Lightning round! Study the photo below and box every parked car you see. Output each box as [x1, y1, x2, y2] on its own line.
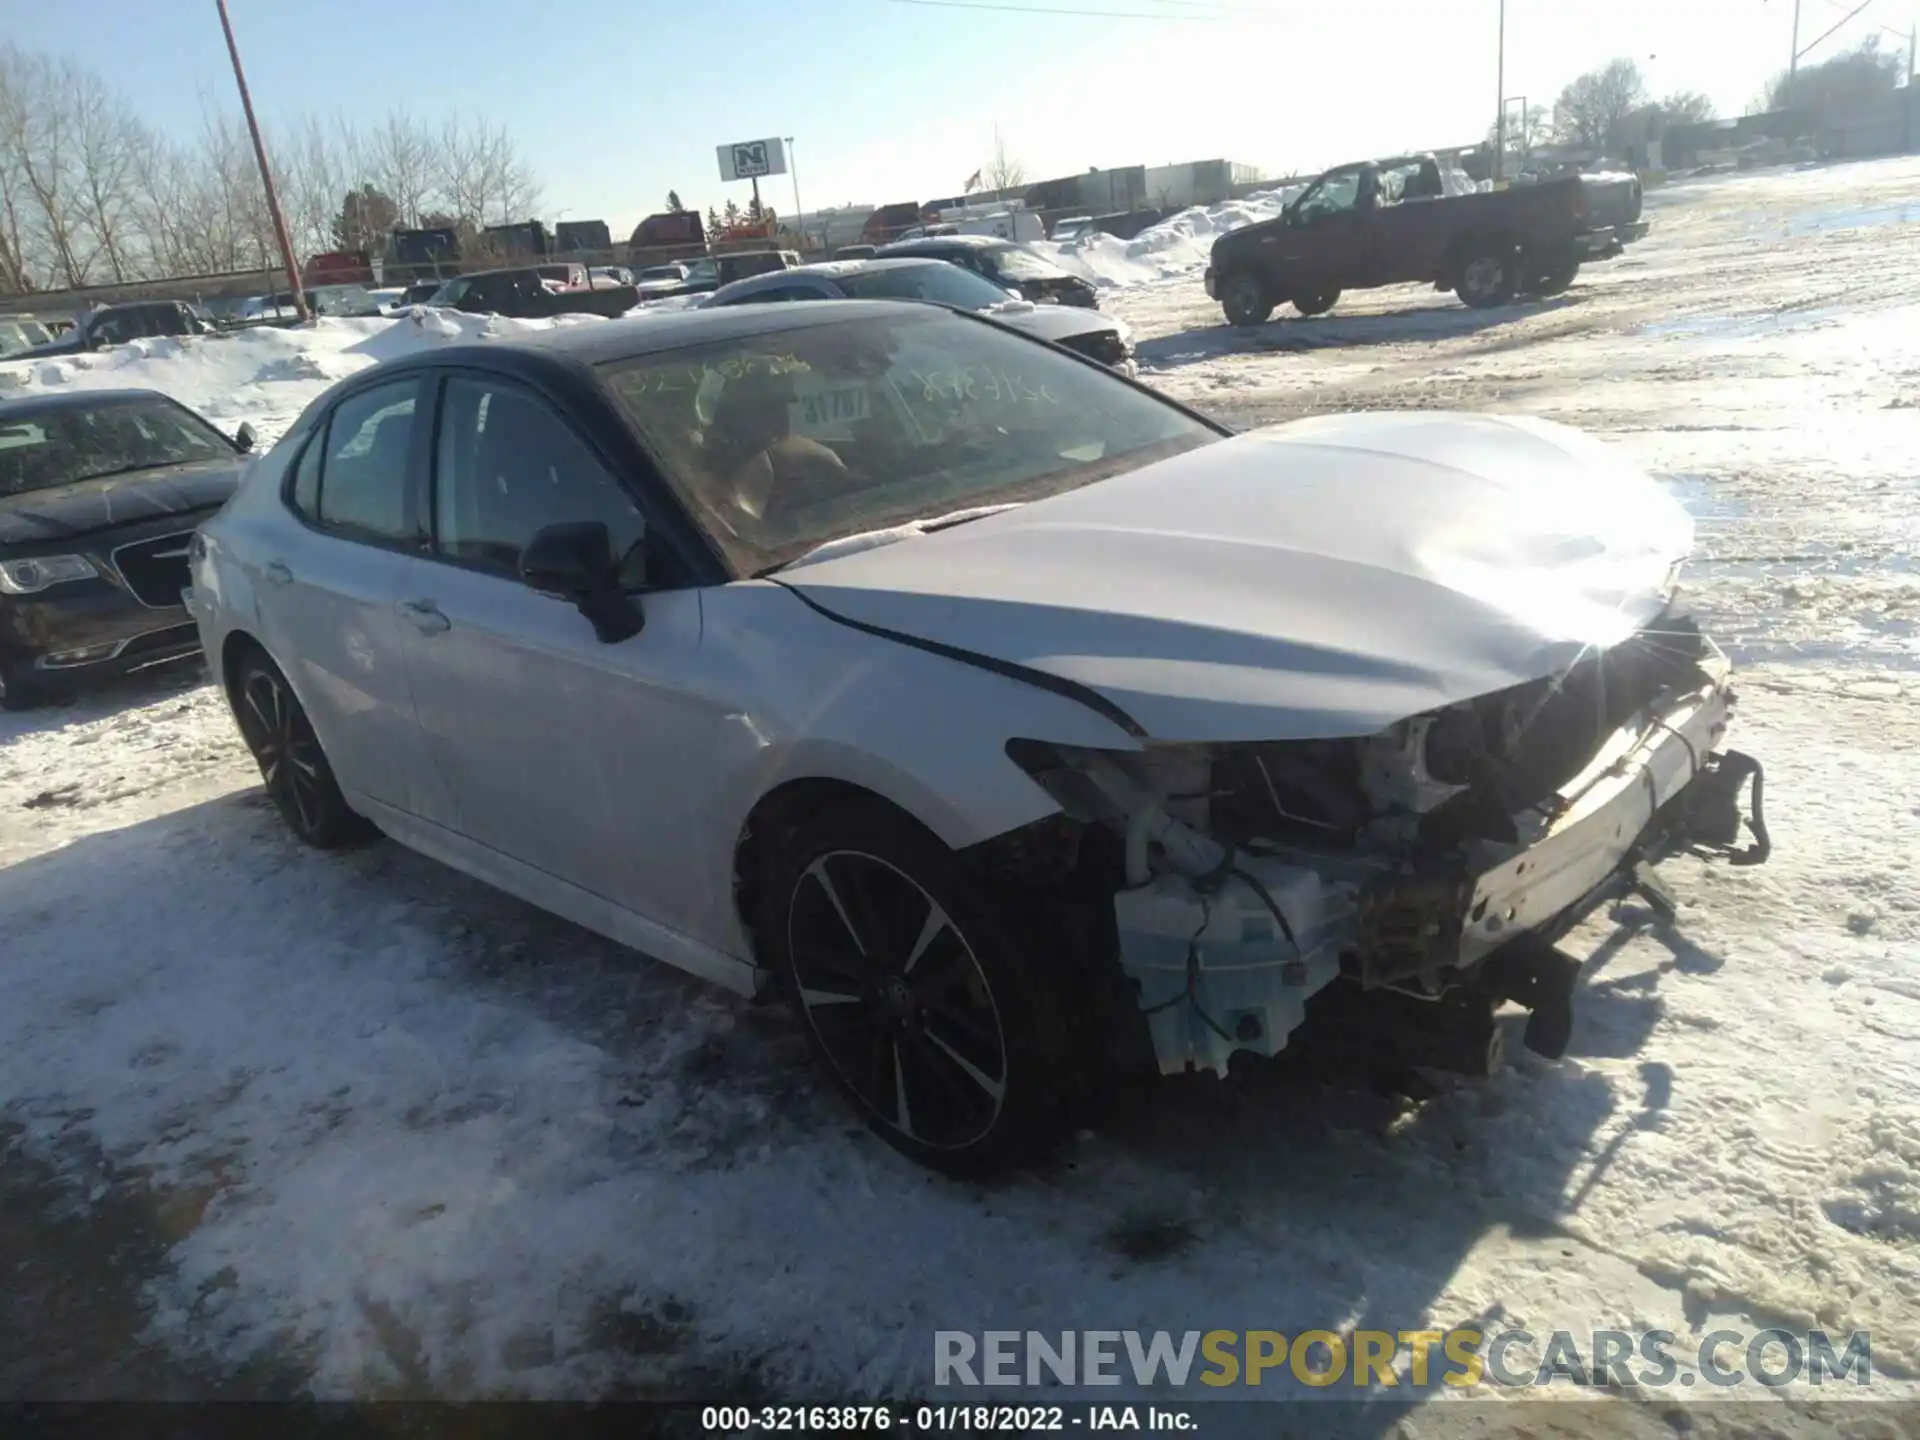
[632, 263, 693, 298]
[1048, 215, 1095, 241]
[426, 266, 639, 320]
[303, 249, 375, 286]
[0, 317, 57, 358]
[833, 245, 879, 261]
[10, 301, 211, 359]
[392, 282, 444, 309]
[706, 258, 1136, 372]
[0, 389, 255, 707]
[876, 234, 1100, 308]
[639, 251, 803, 301]
[187, 300, 1767, 1174]
[1204, 152, 1649, 327]
[384, 226, 463, 286]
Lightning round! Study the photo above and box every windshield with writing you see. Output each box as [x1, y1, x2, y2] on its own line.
[602, 310, 1217, 576]
[0, 399, 231, 498]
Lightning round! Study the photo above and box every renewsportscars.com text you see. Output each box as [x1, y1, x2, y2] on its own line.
[934, 1329, 1872, 1391]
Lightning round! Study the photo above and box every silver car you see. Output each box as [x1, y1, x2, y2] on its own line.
[186, 301, 1768, 1175]
[706, 257, 1135, 373]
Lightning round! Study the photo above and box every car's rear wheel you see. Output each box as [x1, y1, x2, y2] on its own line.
[1524, 253, 1581, 297]
[1219, 273, 1274, 328]
[1292, 287, 1340, 317]
[1455, 242, 1520, 308]
[760, 798, 1078, 1176]
[231, 651, 376, 849]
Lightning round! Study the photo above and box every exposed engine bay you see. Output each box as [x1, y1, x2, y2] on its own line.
[1005, 608, 1771, 1079]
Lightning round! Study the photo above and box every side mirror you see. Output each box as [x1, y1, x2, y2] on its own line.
[518, 520, 646, 644]
[233, 422, 257, 454]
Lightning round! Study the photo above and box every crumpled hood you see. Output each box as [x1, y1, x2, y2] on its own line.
[0, 459, 243, 547]
[781, 412, 1695, 743]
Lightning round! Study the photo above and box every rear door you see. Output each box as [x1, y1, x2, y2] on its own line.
[253, 375, 449, 817]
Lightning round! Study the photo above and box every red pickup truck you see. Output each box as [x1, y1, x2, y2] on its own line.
[1205, 153, 1647, 327]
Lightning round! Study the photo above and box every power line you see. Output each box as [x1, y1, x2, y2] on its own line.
[888, 0, 1239, 20]
[1815, 0, 1910, 42]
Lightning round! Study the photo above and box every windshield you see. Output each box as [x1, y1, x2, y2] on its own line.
[836, 263, 1014, 310]
[0, 320, 53, 356]
[601, 308, 1217, 576]
[978, 244, 1067, 281]
[0, 398, 232, 498]
[639, 266, 686, 281]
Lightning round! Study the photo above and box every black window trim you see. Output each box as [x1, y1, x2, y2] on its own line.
[276, 372, 434, 556]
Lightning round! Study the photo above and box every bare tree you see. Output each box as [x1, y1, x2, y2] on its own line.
[984, 129, 1026, 195]
[1658, 90, 1717, 128]
[1764, 35, 1904, 114]
[0, 46, 87, 285]
[368, 110, 436, 227]
[69, 63, 146, 283]
[1486, 106, 1554, 168]
[1552, 58, 1650, 152]
[431, 113, 542, 229]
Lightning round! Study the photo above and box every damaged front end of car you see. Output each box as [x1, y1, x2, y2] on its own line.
[1002, 608, 1770, 1081]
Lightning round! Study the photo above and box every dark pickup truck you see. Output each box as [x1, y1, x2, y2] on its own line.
[10, 301, 212, 360]
[426, 266, 639, 320]
[1205, 153, 1646, 327]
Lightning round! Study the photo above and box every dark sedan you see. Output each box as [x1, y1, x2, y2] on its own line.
[873, 235, 1100, 309]
[0, 389, 254, 708]
[704, 258, 1135, 372]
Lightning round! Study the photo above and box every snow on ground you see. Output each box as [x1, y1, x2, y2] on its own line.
[4, 157, 1920, 1429]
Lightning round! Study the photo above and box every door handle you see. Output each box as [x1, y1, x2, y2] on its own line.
[263, 560, 293, 586]
[396, 598, 451, 635]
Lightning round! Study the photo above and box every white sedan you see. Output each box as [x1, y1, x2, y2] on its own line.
[185, 300, 1769, 1174]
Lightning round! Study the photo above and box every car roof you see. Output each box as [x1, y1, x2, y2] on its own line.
[0, 387, 172, 415]
[881, 234, 1007, 250]
[376, 298, 943, 372]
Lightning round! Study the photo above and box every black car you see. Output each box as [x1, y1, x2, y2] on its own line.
[874, 235, 1099, 309]
[0, 389, 254, 708]
[13, 301, 212, 360]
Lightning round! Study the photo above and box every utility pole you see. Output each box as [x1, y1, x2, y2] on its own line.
[1493, 0, 1507, 183]
[785, 137, 804, 252]
[215, 0, 307, 322]
[1788, 0, 1803, 98]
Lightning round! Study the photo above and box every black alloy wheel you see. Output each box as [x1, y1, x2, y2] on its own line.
[1220, 272, 1274, 329]
[765, 799, 1077, 1175]
[232, 652, 375, 848]
[1456, 243, 1520, 308]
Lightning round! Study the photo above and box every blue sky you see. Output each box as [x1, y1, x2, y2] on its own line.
[4, 0, 1904, 236]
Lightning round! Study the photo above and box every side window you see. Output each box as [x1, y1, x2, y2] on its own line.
[315, 379, 423, 544]
[288, 426, 324, 518]
[432, 377, 648, 582]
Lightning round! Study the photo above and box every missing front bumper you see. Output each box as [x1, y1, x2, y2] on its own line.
[1107, 662, 1765, 1078]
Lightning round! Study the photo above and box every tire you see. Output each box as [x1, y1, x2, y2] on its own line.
[0, 663, 47, 712]
[1292, 288, 1340, 317]
[759, 797, 1081, 1177]
[1524, 254, 1580, 297]
[1455, 241, 1520, 309]
[1219, 273, 1273, 329]
[230, 650, 377, 849]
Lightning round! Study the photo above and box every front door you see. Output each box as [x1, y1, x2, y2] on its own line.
[399, 371, 724, 937]
[1273, 168, 1370, 295]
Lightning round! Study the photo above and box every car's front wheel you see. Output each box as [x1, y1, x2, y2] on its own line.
[760, 798, 1078, 1176]
[1219, 273, 1274, 328]
[231, 650, 376, 849]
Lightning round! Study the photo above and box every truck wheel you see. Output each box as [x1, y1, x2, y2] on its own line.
[1525, 255, 1581, 297]
[1292, 288, 1340, 317]
[1220, 274, 1273, 329]
[1455, 243, 1520, 309]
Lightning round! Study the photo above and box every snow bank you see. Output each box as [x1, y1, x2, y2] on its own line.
[0, 309, 611, 448]
[1033, 186, 1304, 289]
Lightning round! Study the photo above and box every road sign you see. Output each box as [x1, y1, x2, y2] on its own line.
[717, 137, 787, 182]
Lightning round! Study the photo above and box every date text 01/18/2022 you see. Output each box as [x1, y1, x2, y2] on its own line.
[700, 1405, 1199, 1432]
